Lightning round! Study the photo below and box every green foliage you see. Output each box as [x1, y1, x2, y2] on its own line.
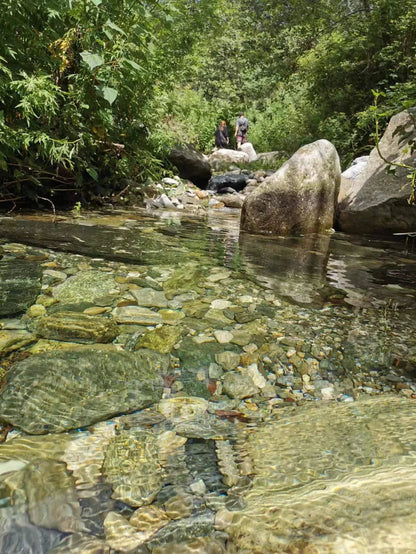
[371, 90, 416, 204]
[0, 0, 220, 209]
[1, 0, 415, 209]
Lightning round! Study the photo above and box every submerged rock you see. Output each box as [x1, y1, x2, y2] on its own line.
[48, 534, 110, 553]
[35, 312, 119, 343]
[0, 330, 35, 355]
[225, 396, 416, 553]
[0, 259, 42, 317]
[103, 430, 164, 507]
[52, 270, 120, 305]
[0, 348, 166, 434]
[24, 460, 85, 534]
[136, 325, 182, 354]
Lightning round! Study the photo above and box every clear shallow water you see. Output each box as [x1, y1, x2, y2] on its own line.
[0, 209, 415, 553]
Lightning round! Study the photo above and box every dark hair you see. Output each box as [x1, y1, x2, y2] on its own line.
[239, 112, 244, 116]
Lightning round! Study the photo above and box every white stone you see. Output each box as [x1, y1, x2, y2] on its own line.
[190, 479, 207, 495]
[210, 299, 232, 309]
[214, 330, 233, 344]
[161, 177, 180, 186]
[245, 363, 267, 389]
[321, 386, 336, 400]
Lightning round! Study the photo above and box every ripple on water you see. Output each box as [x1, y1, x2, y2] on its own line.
[224, 396, 416, 553]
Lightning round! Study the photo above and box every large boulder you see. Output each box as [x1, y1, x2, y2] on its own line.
[207, 149, 249, 171]
[168, 146, 212, 188]
[239, 142, 257, 162]
[338, 156, 369, 205]
[337, 110, 416, 234]
[240, 139, 341, 236]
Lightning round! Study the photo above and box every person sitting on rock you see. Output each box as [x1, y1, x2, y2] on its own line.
[214, 120, 229, 149]
[235, 112, 249, 149]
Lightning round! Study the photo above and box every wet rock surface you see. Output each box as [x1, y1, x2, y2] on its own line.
[0, 348, 165, 433]
[0, 259, 42, 317]
[224, 396, 416, 553]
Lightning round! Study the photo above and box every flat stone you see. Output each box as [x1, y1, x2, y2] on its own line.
[136, 326, 182, 354]
[214, 330, 234, 344]
[104, 512, 147, 551]
[25, 460, 85, 533]
[83, 306, 108, 315]
[215, 351, 241, 371]
[0, 348, 165, 434]
[227, 397, 416, 553]
[210, 299, 232, 310]
[158, 397, 209, 422]
[112, 306, 162, 325]
[163, 265, 204, 300]
[159, 309, 186, 325]
[206, 270, 231, 283]
[52, 270, 120, 305]
[222, 372, 258, 399]
[0, 330, 35, 355]
[103, 430, 163, 507]
[131, 288, 169, 308]
[35, 312, 119, 343]
[130, 505, 170, 533]
[205, 309, 234, 326]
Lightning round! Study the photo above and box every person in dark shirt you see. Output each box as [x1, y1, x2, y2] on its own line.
[214, 120, 229, 149]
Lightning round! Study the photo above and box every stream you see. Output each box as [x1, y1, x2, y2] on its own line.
[0, 209, 416, 553]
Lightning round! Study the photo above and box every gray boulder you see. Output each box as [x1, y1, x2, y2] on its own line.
[256, 151, 286, 166]
[168, 146, 212, 188]
[337, 110, 416, 234]
[0, 348, 166, 434]
[207, 149, 249, 171]
[241, 139, 341, 236]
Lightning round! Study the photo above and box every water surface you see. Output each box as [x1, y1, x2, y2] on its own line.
[0, 209, 415, 553]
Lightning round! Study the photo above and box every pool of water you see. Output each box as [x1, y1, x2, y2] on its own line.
[0, 209, 415, 553]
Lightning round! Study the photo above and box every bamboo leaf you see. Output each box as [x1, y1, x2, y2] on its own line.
[86, 167, 98, 181]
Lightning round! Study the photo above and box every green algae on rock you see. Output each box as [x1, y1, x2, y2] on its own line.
[136, 325, 182, 354]
[0, 348, 166, 434]
[52, 269, 120, 305]
[35, 312, 119, 343]
[0, 259, 42, 317]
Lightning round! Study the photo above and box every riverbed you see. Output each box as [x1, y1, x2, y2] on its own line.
[0, 208, 416, 553]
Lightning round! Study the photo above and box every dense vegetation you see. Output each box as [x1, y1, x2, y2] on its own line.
[0, 0, 415, 209]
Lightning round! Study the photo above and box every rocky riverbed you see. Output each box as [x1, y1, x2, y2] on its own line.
[0, 210, 416, 553]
